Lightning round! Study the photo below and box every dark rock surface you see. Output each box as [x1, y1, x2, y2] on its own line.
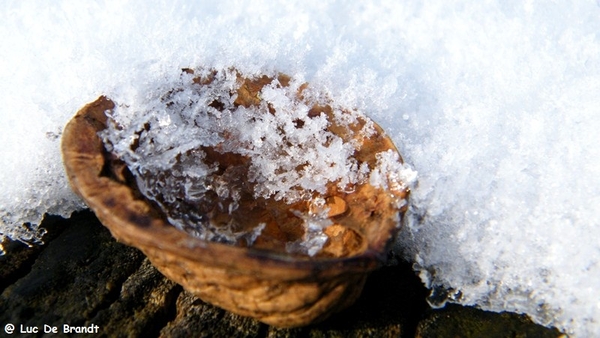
[0, 210, 563, 337]
[415, 304, 566, 338]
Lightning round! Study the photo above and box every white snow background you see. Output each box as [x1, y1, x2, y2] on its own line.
[1, 0, 599, 336]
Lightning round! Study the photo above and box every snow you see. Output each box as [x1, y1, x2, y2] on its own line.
[99, 68, 411, 253]
[1, 0, 599, 336]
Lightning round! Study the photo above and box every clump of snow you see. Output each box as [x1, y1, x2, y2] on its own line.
[370, 150, 416, 209]
[99, 68, 411, 254]
[2, 1, 600, 336]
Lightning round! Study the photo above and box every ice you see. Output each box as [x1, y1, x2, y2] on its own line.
[1, 1, 600, 336]
[100, 68, 406, 254]
[287, 202, 333, 257]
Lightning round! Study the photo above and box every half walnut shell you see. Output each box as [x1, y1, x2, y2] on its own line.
[61, 71, 410, 327]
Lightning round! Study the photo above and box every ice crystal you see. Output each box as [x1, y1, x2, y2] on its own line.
[100, 68, 411, 255]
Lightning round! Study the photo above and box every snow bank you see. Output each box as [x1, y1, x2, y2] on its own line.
[1, 1, 599, 336]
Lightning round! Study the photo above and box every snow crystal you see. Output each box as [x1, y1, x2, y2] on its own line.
[2, 1, 600, 336]
[99, 68, 408, 255]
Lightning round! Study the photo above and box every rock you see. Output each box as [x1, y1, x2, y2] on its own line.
[0, 214, 66, 293]
[0, 210, 144, 336]
[91, 259, 180, 336]
[160, 291, 264, 337]
[416, 304, 565, 338]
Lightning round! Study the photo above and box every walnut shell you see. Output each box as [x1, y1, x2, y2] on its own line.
[61, 72, 410, 327]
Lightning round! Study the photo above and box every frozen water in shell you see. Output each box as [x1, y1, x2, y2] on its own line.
[2, 1, 600, 336]
[99, 68, 414, 255]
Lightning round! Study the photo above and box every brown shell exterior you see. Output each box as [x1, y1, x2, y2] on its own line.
[61, 74, 409, 327]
